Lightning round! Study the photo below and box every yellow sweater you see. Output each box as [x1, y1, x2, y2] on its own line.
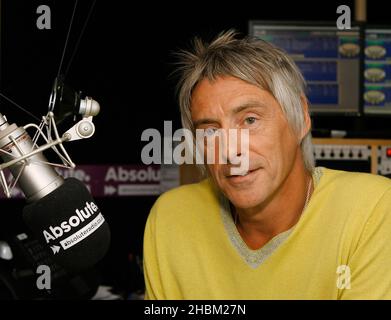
[143, 167, 391, 299]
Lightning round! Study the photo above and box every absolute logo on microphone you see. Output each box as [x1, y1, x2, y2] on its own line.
[43, 201, 105, 254]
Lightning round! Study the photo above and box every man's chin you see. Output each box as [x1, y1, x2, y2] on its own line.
[226, 194, 265, 211]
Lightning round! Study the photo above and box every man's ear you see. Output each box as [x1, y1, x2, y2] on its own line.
[300, 95, 311, 140]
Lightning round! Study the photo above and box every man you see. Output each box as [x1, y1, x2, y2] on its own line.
[143, 30, 391, 299]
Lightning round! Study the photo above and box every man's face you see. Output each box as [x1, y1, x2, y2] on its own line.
[190, 76, 303, 210]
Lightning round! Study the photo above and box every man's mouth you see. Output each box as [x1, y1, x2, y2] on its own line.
[226, 167, 261, 180]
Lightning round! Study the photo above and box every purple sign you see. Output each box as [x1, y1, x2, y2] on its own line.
[0, 164, 179, 199]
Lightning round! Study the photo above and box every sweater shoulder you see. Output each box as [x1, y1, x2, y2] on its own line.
[320, 167, 391, 192]
[315, 167, 391, 222]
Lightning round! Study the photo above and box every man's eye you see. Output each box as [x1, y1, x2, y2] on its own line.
[244, 117, 257, 125]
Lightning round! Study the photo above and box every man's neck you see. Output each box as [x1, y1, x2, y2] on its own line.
[234, 160, 312, 250]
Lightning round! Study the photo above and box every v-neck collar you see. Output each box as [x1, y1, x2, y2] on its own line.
[219, 167, 323, 269]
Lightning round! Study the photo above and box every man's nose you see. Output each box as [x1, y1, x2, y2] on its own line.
[220, 129, 246, 166]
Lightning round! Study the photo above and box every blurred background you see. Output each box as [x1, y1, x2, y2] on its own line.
[0, 0, 390, 299]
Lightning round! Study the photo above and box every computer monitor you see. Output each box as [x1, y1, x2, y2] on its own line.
[249, 22, 361, 115]
[364, 27, 391, 115]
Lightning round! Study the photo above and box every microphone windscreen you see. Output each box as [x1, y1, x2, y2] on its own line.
[23, 178, 110, 272]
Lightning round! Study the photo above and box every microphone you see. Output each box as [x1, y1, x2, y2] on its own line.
[0, 107, 110, 272]
[0, 113, 64, 202]
[23, 178, 110, 272]
[48, 76, 100, 124]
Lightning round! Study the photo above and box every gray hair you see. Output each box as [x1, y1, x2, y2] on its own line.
[175, 30, 314, 173]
